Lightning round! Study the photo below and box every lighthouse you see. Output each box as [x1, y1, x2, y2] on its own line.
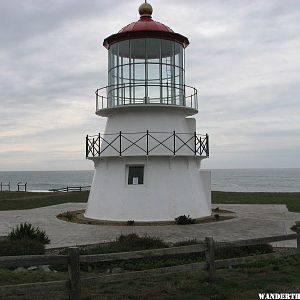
[85, 2, 211, 222]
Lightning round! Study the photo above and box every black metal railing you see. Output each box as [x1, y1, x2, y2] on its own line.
[49, 186, 91, 193]
[95, 83, 198, 111]
[17, 182, 27, 192]
[86, 131, 209, 158]
[0, 182, 10, 192]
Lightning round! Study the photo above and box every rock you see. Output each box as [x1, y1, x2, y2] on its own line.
[39, 265, 51, 272]
[27, 266, 38, 271]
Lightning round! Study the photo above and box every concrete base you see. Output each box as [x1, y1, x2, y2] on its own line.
[0, 203, 299, 249]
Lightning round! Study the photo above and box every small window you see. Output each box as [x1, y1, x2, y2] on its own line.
[128, 166, 144, 185]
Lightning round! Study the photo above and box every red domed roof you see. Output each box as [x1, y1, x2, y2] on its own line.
[119, 16, 173, 33]
[103, 2, 189, 49]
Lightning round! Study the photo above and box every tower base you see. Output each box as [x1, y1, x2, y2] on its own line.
[85, 156, 211, 222]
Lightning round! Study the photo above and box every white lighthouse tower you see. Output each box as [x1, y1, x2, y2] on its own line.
[85, 2, 211, 222]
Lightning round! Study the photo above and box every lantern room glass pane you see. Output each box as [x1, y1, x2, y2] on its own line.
[148, 63, 159, 81]
[134, 64, 145, 81]
[119, 40, 130, 60]
[146, 39, 160, 62]
[107, 38, 185, 107]
[131, 39, 146, 61]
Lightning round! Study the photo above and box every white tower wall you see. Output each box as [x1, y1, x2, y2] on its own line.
[104, 108, 195, 133]
[97, 109, 197, 157]
[85, 156, 211, 221]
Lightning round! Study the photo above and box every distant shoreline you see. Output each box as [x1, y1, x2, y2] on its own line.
[1, 169, 300, 193]
[0, 191, 299, 213]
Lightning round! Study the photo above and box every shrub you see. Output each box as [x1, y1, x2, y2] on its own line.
[0, 239, 45, 256]
[65, 211, 74, 222]
[290, 224, 299, 232]
[127, 220, 135, 226]
[8, 223, 50, 245]
[117, 233, 167, 249]
[175, 215, 195, 225]
[214, 214, 220, 220]
[77, 234, 168, 255]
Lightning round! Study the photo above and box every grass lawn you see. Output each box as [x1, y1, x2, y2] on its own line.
[0, 191, 89, 211]
[0, 256, 299, 299]
[0, 191, 299, 212]
[212, 191, 300, 213]
[81, 256, 300, 300]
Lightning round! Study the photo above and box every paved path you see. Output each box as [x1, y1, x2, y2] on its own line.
[0, 203, 299, 248]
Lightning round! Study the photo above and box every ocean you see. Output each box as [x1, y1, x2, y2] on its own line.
[0, 169, 299, 193]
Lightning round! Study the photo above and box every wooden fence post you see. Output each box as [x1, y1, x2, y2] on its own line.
[68, 247, 81, 300]
[205, 236, 215, 280]
[296, 221, 300, 262]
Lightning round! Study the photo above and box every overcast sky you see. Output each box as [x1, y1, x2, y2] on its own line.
[0, 0, 299, 171]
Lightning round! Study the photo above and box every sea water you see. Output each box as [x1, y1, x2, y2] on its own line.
[0, 169, 299, 192]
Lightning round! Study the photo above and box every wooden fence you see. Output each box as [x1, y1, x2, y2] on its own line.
[0, 225, 299, 300]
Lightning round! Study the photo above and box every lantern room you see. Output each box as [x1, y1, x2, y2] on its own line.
[96, 1, 198, 112]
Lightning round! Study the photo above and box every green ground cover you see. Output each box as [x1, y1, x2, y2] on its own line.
[213, 191, 300, 213]
[0, 191, 89, 210]
[81, 256, 299, 300]
[0, 256, 299, 299]
[0, 191, 299, 212]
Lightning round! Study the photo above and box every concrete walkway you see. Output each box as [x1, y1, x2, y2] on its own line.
[0, 203, 299, 248]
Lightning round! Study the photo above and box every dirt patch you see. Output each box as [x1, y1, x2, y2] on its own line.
[212, 207, 233, 214]
[57, 209, 236, 226]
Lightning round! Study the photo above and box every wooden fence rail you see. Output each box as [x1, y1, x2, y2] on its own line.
[80, 243, 207, 264]
[214, 248, 298, 269]
[0, 225, 299, 300]
[215, 233, 297, 248]
[0, 255, 68, 268]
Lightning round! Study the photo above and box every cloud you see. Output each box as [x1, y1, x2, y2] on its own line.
[0, 0, 299, 170]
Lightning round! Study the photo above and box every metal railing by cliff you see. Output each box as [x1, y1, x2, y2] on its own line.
[0, 182, 10, 192]
[95, 83, 198, 111]
[49, 186, 91, 193]
[17, 182, 27, 192]
[86, 131, 209, 158]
